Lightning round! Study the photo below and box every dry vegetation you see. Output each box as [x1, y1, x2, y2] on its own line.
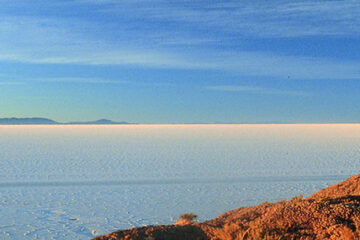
[175, 212, 198, 226]
[94, 174, 360, 240]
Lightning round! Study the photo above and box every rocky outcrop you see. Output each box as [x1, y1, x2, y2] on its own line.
[94, 174, 360, 240]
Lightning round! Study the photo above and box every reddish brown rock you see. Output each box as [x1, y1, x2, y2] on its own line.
[94, 174, 360, 240]
[309, 174, 360, 199]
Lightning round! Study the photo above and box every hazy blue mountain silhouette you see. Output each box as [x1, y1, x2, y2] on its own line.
[0, 118, 58, 125]
[0, 118, 132, 125]
[67, 119, 132, 125]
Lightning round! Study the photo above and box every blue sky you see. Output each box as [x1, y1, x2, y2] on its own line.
[1, 0, 360, 123]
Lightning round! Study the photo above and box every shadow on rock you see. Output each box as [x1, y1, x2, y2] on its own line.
[94, 224, 209, 240]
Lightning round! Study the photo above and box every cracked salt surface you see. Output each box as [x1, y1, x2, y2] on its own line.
[0, 124, 359, 239]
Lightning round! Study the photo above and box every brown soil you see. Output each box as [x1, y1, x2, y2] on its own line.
[94, 174, 360, 240]
[309, 174, 360, 199]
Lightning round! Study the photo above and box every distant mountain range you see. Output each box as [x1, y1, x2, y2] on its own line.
[0, 118, 133, 125]
[66, 119, 132, 125]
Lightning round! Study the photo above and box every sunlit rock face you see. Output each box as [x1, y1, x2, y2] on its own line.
[95, 174, 360, 240]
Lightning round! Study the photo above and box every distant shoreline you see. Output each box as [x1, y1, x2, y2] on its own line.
[1, 123, 360, 126]
[0, 117, 134, 125]
[0, 117, 359, 125]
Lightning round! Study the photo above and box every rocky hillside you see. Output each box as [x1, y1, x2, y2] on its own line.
[94, 175, 360, 240]
[309, 174, 360, 199]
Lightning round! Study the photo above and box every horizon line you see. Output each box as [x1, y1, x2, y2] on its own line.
[0, 117, 359, 125]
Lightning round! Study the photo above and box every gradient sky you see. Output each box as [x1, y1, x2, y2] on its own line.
[1, 0, 360, 123]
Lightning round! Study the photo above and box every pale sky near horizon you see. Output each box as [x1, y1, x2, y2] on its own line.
[1, 0, 360, 123]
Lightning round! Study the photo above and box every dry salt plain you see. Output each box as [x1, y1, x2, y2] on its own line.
[0, 124, 360, 239]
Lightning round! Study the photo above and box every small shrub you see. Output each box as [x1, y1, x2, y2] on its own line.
[291, 194, 303, 203]
[179, 212, 198, 222]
